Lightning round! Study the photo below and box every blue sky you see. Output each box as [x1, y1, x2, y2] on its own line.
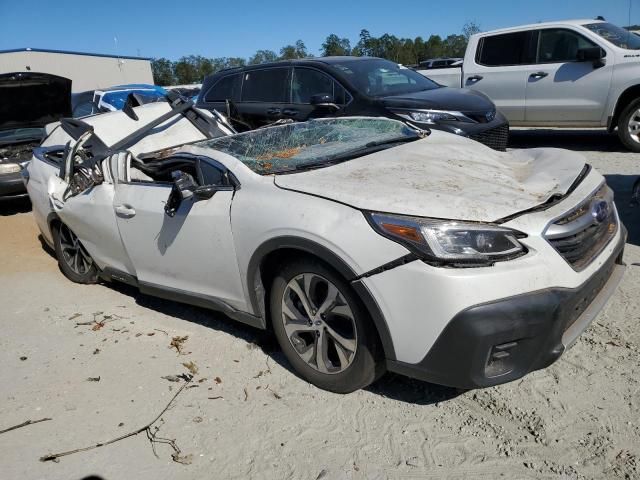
[1, 0, 638, 60]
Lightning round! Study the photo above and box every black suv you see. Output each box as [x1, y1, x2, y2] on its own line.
[196, 56, 509, 150]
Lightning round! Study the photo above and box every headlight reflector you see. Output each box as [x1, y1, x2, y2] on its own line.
[0, 163, 21, 174]
[408, 110, 458, 123]
[368, 212, 526, 266]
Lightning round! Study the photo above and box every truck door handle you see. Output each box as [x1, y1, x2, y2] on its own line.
[266, 108, 281, 116]
[530, 71, 548, 79]
[467, 75, 483, 82]
[282, 108, 298, 116]
[115, 205, 136, 218]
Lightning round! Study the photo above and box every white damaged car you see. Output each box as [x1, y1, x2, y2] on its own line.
[24, 99, 626, 393]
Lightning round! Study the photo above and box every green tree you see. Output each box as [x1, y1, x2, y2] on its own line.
[353, 29, 377, 57]
[279, 40, 308, 60]
[424, 35, 445, 59]
[173, 56, 199, 84]
[442, 34, 467, 57]
[320, 34, 351, 56]
[462, 21, 481, 41]
[249, 49, 278, 65]
[151, 58, 175, 86]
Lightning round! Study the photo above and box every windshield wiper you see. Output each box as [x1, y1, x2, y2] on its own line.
[363, 135, 421, 149]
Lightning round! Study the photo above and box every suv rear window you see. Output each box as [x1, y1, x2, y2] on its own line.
[241, 68, 289, 102]
[204, 74, 241, 102]
[477, 31, 535, 66]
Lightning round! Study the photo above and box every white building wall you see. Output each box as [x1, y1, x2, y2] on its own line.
[0, 50, 154, 92]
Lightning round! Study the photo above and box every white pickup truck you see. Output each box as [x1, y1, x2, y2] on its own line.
[422, 19, 640, 151]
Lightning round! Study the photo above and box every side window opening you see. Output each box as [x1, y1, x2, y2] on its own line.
[536, 29, 598, 63]
[127, 155, 229, 188]
[241, 68, 289, 103]
[476, 31, 534, 66]
[128, 156, 199, 184]
[333, 82, 350, 105]
[291, 68, 337, 104]
[204, 74, 241, 103]
[198, 160, 226, 186]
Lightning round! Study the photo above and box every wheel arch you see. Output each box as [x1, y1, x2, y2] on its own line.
[247, 236, 397, 361]
[47, 211, 62, 235]
[609, 84, 640, 133]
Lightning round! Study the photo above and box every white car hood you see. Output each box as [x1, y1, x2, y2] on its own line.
[273, 131, 586, 222]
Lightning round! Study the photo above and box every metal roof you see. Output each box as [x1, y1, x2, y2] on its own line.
[0, 48, 151, 61]
[472, 19, 605, 37]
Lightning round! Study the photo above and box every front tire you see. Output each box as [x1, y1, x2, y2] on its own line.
[270, 259, 384, 393]
[617, 98, 640, 152]
[52, 222, 98, 284]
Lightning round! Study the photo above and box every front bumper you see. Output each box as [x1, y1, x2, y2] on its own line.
[386, 227, 626, 389]
[429, 111, 509, 151]
[0, 171, 28, 200]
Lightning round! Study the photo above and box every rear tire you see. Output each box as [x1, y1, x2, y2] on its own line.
[270, 259, 384, 393]
[617, 98, 640, 152]
[52, 222, 99, 284]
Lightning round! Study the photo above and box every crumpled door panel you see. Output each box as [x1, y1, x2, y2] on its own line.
[50, 158, 135, 275]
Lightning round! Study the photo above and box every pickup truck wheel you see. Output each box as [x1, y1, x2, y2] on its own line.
[53, 223, 99, 284]
[270, 260, 384, 393]
[617, 99, 640, 152]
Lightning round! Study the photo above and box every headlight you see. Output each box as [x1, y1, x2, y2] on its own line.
[367, 212, 527, 267]
[398, 110, 459, 124]
[0, 163, 21, 174]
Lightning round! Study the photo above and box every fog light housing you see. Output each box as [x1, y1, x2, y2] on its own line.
[485, 341, 518, 377]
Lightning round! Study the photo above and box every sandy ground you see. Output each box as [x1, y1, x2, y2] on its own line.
[0, 130, 638, 480]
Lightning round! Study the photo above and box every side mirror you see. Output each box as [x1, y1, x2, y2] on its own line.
[310, 93, 339, 111]
[577, 47, 606, 68]
[193, 185, 217, 200]
[164, 170, 198, 217]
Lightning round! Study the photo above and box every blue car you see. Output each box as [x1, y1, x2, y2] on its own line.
[72, 84, 167, 117]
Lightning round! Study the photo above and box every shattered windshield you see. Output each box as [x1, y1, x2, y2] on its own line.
[198, 117, 421, 174]
[583, 22, 640, 50]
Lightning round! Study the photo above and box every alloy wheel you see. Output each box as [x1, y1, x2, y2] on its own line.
[59, 224, 93, 275]
[627, 108, 640, 143]
[281, 273, 357, 374]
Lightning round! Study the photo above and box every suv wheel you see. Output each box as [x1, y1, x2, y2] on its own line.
[270, 260, 384, 393]
[617, 98, 640, 152]
[53, 223, 98, 284]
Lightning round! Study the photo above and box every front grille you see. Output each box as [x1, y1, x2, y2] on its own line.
[470, 124, 509, 151]
[545, 184, 617, 271]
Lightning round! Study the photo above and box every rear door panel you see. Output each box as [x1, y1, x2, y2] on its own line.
[49, 157, 134, 274]
[236, 67, 291, 127]
[463, 30, 536, 123]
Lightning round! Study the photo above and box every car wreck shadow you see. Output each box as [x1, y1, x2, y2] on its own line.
[365, 373, 462, 405]
[604, 174, 640, 247]
[102, 281, 462, 405]
[508, 129, 626, 152]
[0, 197, 31, 215]
[107, 281, 289, 363]
[38, 234, 56, 257]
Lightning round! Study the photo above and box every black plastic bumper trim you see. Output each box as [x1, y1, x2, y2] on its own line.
[387, 226, 626, 389]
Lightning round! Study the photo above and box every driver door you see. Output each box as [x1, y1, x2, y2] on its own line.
[112, 155, 247, 310]
[524, 28, 613, 124]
